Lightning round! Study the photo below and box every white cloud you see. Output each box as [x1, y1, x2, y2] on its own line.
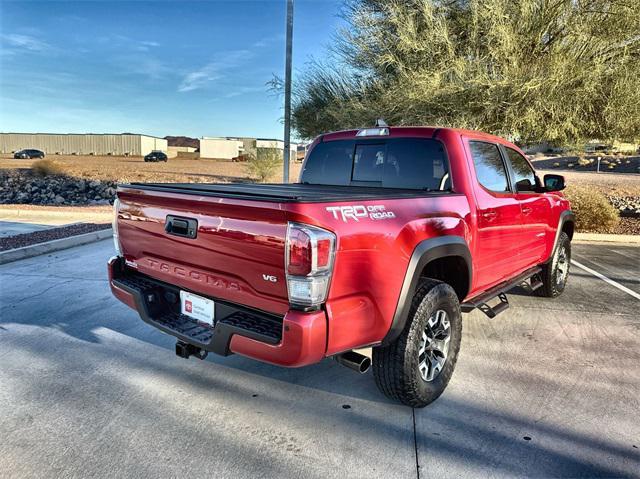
[178, 49, 252, 92]
[252, 34, 283, 49]
[139, 57, 172, 80]
[1, 33, 51, 52]
[224, 85, 266, 98]
[135, 40, 161, 52]
[96, 34, 161, 52]
[177, 34, 280, 93]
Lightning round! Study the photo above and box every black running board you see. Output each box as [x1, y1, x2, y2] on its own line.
[461, 266, 542, 318]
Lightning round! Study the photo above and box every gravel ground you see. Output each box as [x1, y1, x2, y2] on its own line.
[536, 169, 640, 197]
[531, 155, 639, 174]
[0, 222, 110, 251]
[613, 218, 640, 235]
[0, 204, 112, 213]
[0, 154, 303, 184]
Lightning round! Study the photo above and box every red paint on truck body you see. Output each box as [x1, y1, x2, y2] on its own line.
[109, 126, 571, 366]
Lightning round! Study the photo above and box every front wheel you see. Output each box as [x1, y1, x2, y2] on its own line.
[372, 279, 462, 407]
[536, 231, 571, 298]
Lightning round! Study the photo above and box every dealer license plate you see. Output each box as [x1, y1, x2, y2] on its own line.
[180, 291, 215, 326]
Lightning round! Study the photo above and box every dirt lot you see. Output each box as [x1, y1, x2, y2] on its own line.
[0, 154, 304, 184]
[1, 153, 638, 234]
[536, 169, 640, 197]
[531, 154, 640, 175]
[2, 154, 636, 194]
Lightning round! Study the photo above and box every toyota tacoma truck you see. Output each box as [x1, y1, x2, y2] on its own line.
[108, 125, 574, 407]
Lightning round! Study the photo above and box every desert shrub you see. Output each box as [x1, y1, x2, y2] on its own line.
[245, 148, 281, 182]
[564, 185, 619, 232]
[32, 159, 66, 177]
[577, 158, 592, 166]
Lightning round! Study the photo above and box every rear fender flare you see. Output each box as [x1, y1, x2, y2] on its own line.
[382, 236, 472, 345]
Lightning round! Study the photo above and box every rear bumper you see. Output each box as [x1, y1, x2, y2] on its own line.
[108, 256, 327, 367]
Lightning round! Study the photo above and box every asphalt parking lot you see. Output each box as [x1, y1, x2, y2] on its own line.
[1, 240, 638, 478]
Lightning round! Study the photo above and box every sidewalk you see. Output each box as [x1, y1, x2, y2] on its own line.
[0, 204, 111, 237]
[573, 232, 640, 244]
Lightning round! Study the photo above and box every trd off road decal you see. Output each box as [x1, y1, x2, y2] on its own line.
[326, 205, 396, 222]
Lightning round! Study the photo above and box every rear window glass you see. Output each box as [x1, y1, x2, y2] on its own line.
[301, 138, 450, 190]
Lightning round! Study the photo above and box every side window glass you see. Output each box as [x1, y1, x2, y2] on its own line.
[469, 141, 509, 193]
[506, 148, 537, 192]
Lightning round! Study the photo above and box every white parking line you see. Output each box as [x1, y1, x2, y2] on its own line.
[571, 259, 640, 301]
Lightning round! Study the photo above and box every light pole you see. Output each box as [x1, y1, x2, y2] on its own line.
[283, 0, 294, 183]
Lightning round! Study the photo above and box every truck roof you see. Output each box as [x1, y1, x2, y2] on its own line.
[321, 126, 512, 145]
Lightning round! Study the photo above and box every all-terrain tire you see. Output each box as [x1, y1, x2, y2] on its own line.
[372, 279, 462, 407]
[536, 232, 571, 298]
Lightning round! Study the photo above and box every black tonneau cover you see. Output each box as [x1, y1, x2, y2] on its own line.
[121, 182, 453, 203]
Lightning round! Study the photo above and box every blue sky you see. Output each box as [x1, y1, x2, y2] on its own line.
[0, 0, 343, 139]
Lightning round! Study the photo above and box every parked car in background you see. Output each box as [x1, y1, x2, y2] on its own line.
[14, 149, 45, 159]
[144, 151, 168, 162]
[231, 154, 250, 162]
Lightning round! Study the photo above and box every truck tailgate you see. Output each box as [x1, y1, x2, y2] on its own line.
[116, 186, 290, 315]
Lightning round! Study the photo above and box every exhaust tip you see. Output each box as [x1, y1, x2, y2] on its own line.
[358, 356, 372, 373]
[335, 351, 371, 374]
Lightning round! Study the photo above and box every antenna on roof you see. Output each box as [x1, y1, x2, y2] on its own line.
[375, 118, 388, 127]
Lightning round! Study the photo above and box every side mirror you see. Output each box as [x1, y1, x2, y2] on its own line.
[544, 174, 565, 192]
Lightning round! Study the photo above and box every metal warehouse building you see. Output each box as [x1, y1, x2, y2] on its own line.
[0, 133, 167, 156]
[200, 136, 298, 160]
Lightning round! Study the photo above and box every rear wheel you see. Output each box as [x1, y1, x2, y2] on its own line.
[536, 231, 571, 298]
[372, 279, 462, 407]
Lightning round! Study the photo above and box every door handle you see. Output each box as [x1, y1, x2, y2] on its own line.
[482, 210, 498, 220]
[522, 206, 533, 215]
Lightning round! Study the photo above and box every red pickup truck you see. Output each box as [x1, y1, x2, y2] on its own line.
[108, 125, 574, 407]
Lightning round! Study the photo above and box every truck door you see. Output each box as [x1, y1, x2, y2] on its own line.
[466, 140, 524, 291]
[502, 146, 551, 267]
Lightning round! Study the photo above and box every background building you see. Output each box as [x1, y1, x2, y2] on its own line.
[0, 133, 167, 156]
[257, 138, 298, 156]
[200, 136, 298, 159]
[199, 137, 244, 159]
[167, 145, 197, 158]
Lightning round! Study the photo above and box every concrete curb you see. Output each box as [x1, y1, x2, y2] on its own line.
[573, 232, 640, 244]
[0, 228, 113, 265]
[0, 208, 110, 218]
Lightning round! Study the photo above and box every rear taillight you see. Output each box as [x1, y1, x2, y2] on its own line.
[285, 222, 336, 308]
[112, 197, 122, 256]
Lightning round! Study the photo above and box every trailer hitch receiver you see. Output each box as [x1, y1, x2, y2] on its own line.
[175, 341, 208, 360]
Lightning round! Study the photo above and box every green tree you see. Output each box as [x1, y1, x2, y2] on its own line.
[245, 147, 281, 182]
[292, 0, 640, 144]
